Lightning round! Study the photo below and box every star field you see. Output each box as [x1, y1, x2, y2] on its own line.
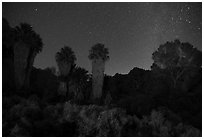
[2, 2, 202, 75]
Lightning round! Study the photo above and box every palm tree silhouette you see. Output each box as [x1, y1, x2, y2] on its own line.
[56, 46, 76, 98]
[88, 43, 109, 102]
[14, 23, 43, 90]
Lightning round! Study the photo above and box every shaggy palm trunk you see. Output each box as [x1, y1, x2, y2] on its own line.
[58, 62, 71, 98]
[69, 80, 84, 101]
[24, 51, 37, 90]
[58, 82, 67, 96]
[3, 58, 15, 92]
[92, 58, 105, 101]
[14, 41, 30, 90]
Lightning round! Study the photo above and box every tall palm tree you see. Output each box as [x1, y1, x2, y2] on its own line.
[55, 46, 76, 98]
[88, 43, 109, 102]
[14, 23, 43, 90]
[2, 18, 16, 90]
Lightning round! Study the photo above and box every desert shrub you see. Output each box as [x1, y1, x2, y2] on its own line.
[62, 102, 143, 136]
[63, 101, 82, 122]
[62, 102, 201, 137]
[63, 102, 104, 136]
[3, 96, 43, 136]
[3, 95, 26, 110]
[23, 104, 42, 121]
[30, 102, 75, 137]
[77, 105, 105, 136]
[9, 124, 30, 137]
[173, 123, 201, 137]
[61, 103, 147, 137]
[137, 109, 201, 137]
[43, 103, 63, 120]
[117, 94, 155, 117]
[96, 108, 132, 136]
[140, 110, 172, 136]
[3, 97, 201, 137]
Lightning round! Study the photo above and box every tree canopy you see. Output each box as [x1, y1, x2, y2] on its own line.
[55, 46, 76, 65]
[15, 23, 43, 54]
[151, 39, 202, 88]
[88, 43, 109, 61]
[3, 18, 15, 48]
[152, 39, 201, 70]
[71, 66, 89, 83]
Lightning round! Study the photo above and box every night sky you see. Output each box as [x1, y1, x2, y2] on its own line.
[2, 2, 202, 75]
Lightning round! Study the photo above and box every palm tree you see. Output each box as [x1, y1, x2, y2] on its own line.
[14, 23, 43, 90]
[2, 18, 16, 91]
[55, 46, 76, 98]
[88, 43, 109, 102]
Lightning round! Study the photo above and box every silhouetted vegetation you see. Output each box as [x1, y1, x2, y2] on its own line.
[55, 46, 76, 99]
[88, 43, 109, 103]
[2, 18, 202, 137]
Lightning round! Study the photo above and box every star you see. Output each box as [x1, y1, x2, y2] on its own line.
[128, 9, 132, 14]
[34, 8, 38, 12]
[175, 35, 179, 38]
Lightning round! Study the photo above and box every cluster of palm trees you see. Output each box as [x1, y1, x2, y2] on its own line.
[56, 43, 109, 102]
[3, 17, 110, 102]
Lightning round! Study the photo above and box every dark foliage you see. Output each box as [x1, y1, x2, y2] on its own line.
[55, 46, 76, 65]
[88, 43, 109, 61]
[14, 23, 43, 54]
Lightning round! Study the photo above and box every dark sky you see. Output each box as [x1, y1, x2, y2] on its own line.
[3, 2, 202, 75]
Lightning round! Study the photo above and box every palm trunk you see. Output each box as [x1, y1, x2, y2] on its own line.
[58, 81, 67, 96]
[172, 78, 177, 89]
[24, 51, 37, 90]
[13, 41, 30, 90]
[92, 58, 105, 101]
[57, 62, 71, 99]
[66, 79, 70, 100]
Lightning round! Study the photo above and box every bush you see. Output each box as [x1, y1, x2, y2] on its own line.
[63, 102, 129, 136]
[174, 123, 201, 137]
[3, 97, 201, 137]
[96, 108, 132, 136]
[9, 124, 30, 137]
[62, 102, 201, 137]
[138, 109, 201, 137]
